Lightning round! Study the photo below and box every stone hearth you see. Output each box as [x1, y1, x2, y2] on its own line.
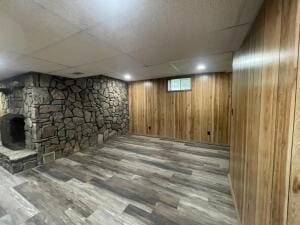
[0, 147, 37, 174]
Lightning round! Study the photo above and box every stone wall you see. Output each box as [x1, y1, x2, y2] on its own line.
[0, 76, 37, 150]
[0, 73, 129, 164]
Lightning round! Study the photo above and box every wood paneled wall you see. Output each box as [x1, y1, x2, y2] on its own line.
[129, 73, 231, 145]
[287, 5, 300, 225]
[230, 0, 300, 225]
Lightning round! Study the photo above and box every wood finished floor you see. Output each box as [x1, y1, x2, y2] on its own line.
[0, 135, 237, 225]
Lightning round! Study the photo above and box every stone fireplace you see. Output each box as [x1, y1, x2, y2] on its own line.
[0, 114, 26, 150]
[0, 72, 129, 173]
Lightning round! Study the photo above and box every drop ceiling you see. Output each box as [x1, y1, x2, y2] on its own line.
[0, 0, 263, 81]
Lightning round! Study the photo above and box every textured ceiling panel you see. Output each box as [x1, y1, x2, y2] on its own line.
[0, 51, 21, 66]
[0, 67, 24, 80]
[139, 64, 180, 80]
[238, 0, 264, 24]
[91, 54, 145, 75]
[87, 0, 245, 53]
[126, 24, 248, 66]
[7, 56, 67, 74]
[171, 53, 233, 75]
[0, 0, 263, 80]
[32, 33, 122, 67]
[49, 67, 96, 78]
[0, 0, 79, 54]
[33, 0, 145, 29]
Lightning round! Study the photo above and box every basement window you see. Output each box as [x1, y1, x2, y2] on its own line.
[168, 78, 191, 91]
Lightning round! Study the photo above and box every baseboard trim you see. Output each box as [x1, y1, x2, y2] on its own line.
[128, 133, 230, 150]
[228, 173, 242, 225]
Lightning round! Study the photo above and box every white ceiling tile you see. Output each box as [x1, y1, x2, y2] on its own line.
[32, 33, 122, 67]
[238, 0, 264, 24]
[0, 0, 80, 54]
[33, 0, 145, 29]
[73, 57, 147, 80]
[7, 56, 68, 74]
[230, 24, 252, 51]
[0, 0, 263, 80]
[105, 63, 180, 81]
[0, 14, 25, 53]
[127, 47, 186, 67]
[48, 67, 96, 78]
[0, 51, 21, 66]
[76, 62, 111, 76]
[93, 54, 145, 74]
[140, 64, 179, 79]
[102, 72, 129, 81]
[0, 68, 24, 80]
[171, 53, 233, 74]
[88, 14, 172, 53]
[126, 25, 245, 66]
[88, 0, 246, 53]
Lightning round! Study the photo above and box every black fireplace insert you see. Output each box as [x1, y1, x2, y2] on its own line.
[0, 114, 25, 150]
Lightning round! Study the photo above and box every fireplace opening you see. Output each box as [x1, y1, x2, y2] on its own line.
[0, 114, 26, 150]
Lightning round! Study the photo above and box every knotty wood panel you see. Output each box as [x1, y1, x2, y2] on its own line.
[129, 73, 231, 145]
[230, 0, 300, 225]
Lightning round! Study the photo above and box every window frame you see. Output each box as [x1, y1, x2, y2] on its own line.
[167, 77, 192, 92]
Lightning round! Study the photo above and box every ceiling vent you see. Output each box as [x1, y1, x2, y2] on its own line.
[72, 72, 84, 76]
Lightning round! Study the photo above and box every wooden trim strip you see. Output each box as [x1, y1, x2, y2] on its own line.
[228, 173, 242, 225]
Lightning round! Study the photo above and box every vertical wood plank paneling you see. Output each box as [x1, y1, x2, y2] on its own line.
[271, 0, 298, 222]
[230, 0, 300, 225]
[271, 0, 299, 223]
[255, 0, 281, 225]
[129, 73, 231, 145]
[287, 1, 300, 225]
[242, 10, 264, 225]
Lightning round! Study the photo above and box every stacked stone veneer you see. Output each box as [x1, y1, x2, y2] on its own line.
[0, 72, 129, 164]
[0, 76, 37, 150]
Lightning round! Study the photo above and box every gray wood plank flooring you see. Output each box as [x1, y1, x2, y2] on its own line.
[0, 135, 237, 225]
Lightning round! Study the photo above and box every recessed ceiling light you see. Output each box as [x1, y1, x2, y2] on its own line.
[196, 64, 206, 71]
[124, 74, 131, 80]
